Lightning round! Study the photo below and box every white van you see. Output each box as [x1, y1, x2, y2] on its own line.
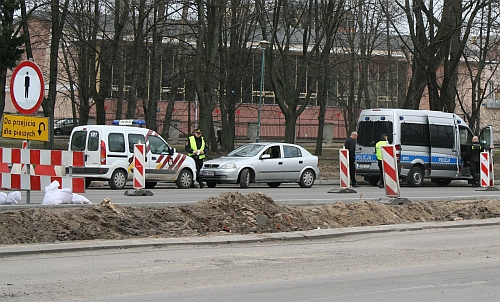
[355, 108, 494, 187]
[69, 123, 196, 189]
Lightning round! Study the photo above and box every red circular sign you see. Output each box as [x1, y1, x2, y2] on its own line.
[9, 61, 45, 115]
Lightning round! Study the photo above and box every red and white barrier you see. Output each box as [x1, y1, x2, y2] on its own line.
[381, 145, 400, 197]
[480, 151, 493, 187]
[0, 174, 85, 193]
[0, 147, 85, 193]
[133, 144, 145, 189]
[0, 147, 84, 166]
[339, 149, 349, 189]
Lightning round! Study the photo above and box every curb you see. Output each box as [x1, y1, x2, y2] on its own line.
[1, 218, 499, 257]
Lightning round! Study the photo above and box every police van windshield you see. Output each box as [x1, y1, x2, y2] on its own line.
[357, 121, 393, 147]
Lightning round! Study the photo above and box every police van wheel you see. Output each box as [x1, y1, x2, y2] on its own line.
[267, 182, 281, 188]
[207, 182, 217, 188]
[109, 169, 127, 189]
[176, 169, 192, 189]
[407, 166, 424, 187]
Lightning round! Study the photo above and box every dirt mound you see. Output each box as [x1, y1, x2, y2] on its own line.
[1, 192, 500, 245]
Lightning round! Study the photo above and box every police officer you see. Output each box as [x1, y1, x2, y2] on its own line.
[469, 136, 484, 187]
[185, 128, 206, 188]
[345, 131, 360, 187]
[375, 134, 388, 188]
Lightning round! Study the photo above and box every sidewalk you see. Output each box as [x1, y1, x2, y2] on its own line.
[1, 218, 499, 257]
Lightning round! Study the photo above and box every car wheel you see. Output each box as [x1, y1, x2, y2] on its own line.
[267, 182, 281, 188]
[85, 178, 92, 188]
[109, 169, 127, 189]
[54, 128, 63, 136]
[145, 182, 157, 189]
[407, 166, 424, 187]
[176, 169, 192, 189]
[431, 178, 452, 187]
[239, 169, 250, 188]
[207, 182, 217, 188]
[299, 169, 315, 188]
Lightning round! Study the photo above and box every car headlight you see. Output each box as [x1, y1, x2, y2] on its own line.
[219, 163, 237, 169]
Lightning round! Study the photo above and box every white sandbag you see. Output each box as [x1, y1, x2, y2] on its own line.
[7, 191, 21, 205]
[42, 180, 73, 205]
[0, 192, 7, 205]
[72, 193, 92, 204]
[0, 191, 21, 205]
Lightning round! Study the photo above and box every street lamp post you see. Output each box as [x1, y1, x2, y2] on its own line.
[256, 40, 269, 143]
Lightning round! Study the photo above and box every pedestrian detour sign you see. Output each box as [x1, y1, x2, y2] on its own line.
[2, 114, 49, 142]
[2, 60, 49, 142]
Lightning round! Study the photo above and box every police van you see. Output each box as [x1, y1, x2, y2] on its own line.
[69, 120, 197, 189]
[355, 108, 494, 187]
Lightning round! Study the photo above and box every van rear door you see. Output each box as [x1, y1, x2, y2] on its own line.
[479, 126, 494, 150]
[428, 115, 460, 178]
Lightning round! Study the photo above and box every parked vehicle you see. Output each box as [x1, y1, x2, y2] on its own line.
[355, 108, 494, 187]
[68, 121, 196, 189]
[54, 118, 79, 136]
[200, 142, 320, 188]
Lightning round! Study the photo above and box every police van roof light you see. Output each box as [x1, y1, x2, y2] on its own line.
[380, 117, 385, 120]
[364, 117, 370, 121]
[400, 116, 405, 120]
[112, 119, 146, 127]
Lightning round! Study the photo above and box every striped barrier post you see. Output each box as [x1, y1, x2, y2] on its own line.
[339, 149, 349, 189]
[480, 151, 490, 187]
[381, 144, 400, 198]
[133, 144, 145, 189]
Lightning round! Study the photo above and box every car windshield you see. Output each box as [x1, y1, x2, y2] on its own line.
[227, 144, 265, 157]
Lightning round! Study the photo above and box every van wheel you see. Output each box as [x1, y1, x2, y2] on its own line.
[239, 169, 250, 188]
[176, 169, 192, 189]
[207, 182, 217, 188]
[109, 169, 127, 189]
[407, 166, 424, 187]
[299, 169, 315, 188]
[145, 182, 157, 189]
[431, 178, 452, 186]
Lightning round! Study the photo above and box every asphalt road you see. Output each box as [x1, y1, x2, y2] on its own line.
[12, 180, 500, 206]
[2, 225, 500, 301]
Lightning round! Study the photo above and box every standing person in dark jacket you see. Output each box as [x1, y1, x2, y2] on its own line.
[375, 134, 388, 188]
[185, 128, 206, 188]
[469, 136, 484, 187]
[345, 131, 360, 187]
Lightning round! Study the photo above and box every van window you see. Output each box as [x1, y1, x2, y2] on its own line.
[459, 126, 473, 144]
[429, 125, 454, 149]
[128, 134, 146, 153]
[108, 133, 125, 152]
[148, 136, 169, 154]
[88, 130, 99, 151]
[401, 123, 430, 146]
[357, 121, 393, 147]
[70, 131, 86, 151]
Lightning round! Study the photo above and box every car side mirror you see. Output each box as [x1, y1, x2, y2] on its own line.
[261, 154, 271, 160]
[170, 147, 176, 155]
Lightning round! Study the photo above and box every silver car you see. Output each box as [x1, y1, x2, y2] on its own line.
[201, 142, 320, 188]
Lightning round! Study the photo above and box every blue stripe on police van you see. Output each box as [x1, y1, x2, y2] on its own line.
[357, 153, 459, 165]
